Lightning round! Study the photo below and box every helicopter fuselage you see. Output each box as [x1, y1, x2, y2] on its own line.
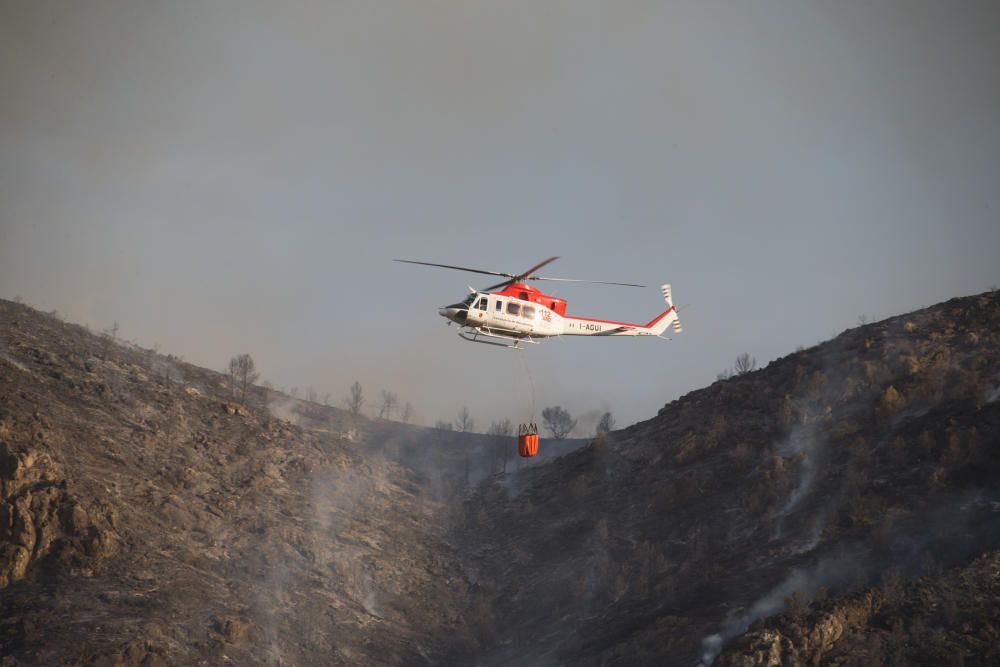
[440, 283, 678, 341]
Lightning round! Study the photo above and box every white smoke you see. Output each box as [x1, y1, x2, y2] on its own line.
[696, 569, 811, 667]
[574, 409, 605, 437]
[267, 394, 307, 426]
[769, 422, 831, 549]
[774, 424, 823, 519]
[145, 351, 183, 382]
[696, 547, 870, 666]
[0, 342, 31, 374]
[256, 557, 292, 665]
[361, 574, 382, 618]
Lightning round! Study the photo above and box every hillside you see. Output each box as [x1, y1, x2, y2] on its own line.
[0, 299, 488, 665]
[456, 291, 1000, 665]
[1, 291, 999, 665]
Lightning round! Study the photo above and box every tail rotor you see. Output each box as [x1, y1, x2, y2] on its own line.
[662, 284, 682, 333]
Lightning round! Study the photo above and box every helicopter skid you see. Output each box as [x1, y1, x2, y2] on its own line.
[458, 327, 540, 349]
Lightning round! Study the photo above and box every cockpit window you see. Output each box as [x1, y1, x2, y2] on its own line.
[463, 294, 475, 306]
[507, 302, 520, 316]
[522, 305, 535, 319]
[475, 297, 487, 310]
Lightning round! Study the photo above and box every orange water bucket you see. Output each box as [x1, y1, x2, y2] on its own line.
[517, 423, 539, 457]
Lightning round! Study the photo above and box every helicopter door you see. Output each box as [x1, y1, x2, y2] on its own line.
[470, 296, 489, 325]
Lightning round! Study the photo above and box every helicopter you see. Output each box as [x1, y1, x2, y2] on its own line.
[395, 257, 682, 348]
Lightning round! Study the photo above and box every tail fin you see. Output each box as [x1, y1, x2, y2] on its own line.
[644, 284, 682, 335]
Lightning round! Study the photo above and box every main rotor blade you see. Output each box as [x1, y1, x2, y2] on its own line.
[482, 278, 515, 292]
[480, 256, 560, 292]
[393, 259, 512, 279]
[519, 256, 560, 280]
[531, 276, 646, 288]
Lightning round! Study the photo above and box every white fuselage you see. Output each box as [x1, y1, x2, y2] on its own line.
[461, 292, 563, 336]
[443, 290, 677, 339]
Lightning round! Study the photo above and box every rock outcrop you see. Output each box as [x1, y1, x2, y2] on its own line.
[718, 551, 1000, 665]
[0, 438, 116, 589]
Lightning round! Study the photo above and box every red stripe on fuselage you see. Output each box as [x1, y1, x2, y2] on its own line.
[643, 306, 675, 328]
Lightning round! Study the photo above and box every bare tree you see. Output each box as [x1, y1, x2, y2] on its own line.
[228, 353, 260, 401]
[733, 352, 757, 376]
[498, 418, 513, 473]
[857, 314, 868, 326]
[455, 407, 475, 487]
[542, 406, 576, 440]
[346, 381, 364, 417]
[289, 387, 299, 398]
[433, 420, 453, 431]
[323, 392, 331, 406]
[379, 390, 398, 420]
[306, 387, 318, 403]
[456, 407, 474, 433]
[596, 411, 616, 436]
[400, 402, 414, 424]
[488, 418, 513, 473]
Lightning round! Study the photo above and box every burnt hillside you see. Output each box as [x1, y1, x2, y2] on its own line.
[457, 291, 1000, 666]
[0, 299, 490, 665]
[1, 291, 999, 666]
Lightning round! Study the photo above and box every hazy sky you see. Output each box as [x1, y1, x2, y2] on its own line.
[2, 1, 999, 431]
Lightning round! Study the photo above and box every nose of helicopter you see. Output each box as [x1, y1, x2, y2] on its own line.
[439, 305, 468, 324]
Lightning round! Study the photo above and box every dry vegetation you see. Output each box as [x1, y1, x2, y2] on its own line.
[0, 299, 485, 665]
[1, 290, 999, 665]
[457, 291, 1000, 665]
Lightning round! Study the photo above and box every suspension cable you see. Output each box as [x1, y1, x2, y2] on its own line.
[517, 350, 537, 426]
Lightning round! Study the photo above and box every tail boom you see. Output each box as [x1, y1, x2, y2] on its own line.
[560, 284, 682, 337]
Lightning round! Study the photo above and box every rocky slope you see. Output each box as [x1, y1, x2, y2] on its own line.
[456, 291, 1000, 665]
[717, 549, 1000, 666]
[2, 290, 999, 665]
[0, 299, 486, 665]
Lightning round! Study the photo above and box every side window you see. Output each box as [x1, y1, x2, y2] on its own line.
[475, 297, 487, 311]
[522, 305, 535, 319]
[507, 302, 520, 316]
[495, 299, 502, 312]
